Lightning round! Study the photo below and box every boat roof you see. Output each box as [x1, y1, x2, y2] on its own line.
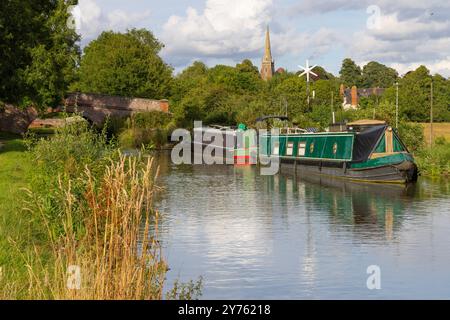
[347, 119, 386, 126]
[256, 115, 289, 122]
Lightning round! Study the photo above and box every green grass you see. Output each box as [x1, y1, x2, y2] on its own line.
[0, 129, 201, 299]
[0, 132, 34, 288]
[415, 139, 450, 177]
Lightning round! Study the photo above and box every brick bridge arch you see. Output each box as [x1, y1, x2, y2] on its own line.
[0, 93, 170, 134]
[64, 93, 170, 126]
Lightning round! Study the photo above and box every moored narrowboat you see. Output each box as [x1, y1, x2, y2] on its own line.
[191, 125, 258, 165]
[260, 120, 418, 184]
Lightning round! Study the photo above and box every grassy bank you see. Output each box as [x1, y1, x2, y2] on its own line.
[0, 133, 34, 293]
[415, 139, 450, 177]
[0, 127, 201, 299]
[412, 123, 450, 177]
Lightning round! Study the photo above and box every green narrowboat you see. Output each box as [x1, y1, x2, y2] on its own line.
[260, 120, 418, 184]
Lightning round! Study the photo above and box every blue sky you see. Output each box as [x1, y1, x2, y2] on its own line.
[72, 0, 450, 77]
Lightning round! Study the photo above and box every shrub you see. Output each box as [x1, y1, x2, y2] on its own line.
[4, 116, 202, 299]
[23, 119, 117, 236]
[435, 136, 447, 145]
[118, 127, 168, 150]
[133, 111, 171, 129]
[20, 156, 168, 299]
[116, 112, 171, 150]
[398, 122, 424, 152]
[416, 140, 450, 176]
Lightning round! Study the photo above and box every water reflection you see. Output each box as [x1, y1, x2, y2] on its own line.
[152, 152, 450, 299]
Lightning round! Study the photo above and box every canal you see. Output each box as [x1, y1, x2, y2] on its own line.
[154, 152, 450, 299]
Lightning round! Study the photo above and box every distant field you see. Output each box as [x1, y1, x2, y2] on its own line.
[421, 123, 450, 144]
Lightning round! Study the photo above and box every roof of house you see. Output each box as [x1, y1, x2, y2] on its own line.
[343, 88, 386, 103]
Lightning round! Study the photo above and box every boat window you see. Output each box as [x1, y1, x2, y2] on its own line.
[393, 135, 405, 152]
[333, 142, 338, 155]
[286, 142, 294, 156]
[298, 142, 306, 156]
[272, 142, 279, 155]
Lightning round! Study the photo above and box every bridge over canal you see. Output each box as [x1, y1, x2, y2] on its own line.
[0, 93, 170, 133]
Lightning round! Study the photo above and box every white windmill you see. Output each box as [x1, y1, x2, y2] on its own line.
[298, 60, 318, 109]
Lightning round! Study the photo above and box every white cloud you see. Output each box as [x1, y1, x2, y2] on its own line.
[67, 0, 450, 77]
[161, 0, 273, 65]
[161, 0, 344, 69]
[285, 0, 450, 76]
[107, 9, 151, 32]
[348, 11, 450, 76]
[70, 0, 102, 39]
[289, 0, 450, 16]
[273, 28, 342, 59]
[70, 0, 151, 44]
[368, 13, 450, 41]
[389, 59, 450, 77]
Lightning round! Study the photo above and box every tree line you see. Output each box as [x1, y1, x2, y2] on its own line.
[1, 1, 449, 129]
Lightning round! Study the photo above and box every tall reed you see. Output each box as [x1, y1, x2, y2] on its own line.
[19, 155, 167, 299]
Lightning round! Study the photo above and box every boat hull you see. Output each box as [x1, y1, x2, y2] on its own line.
[274, 157, 418, 184]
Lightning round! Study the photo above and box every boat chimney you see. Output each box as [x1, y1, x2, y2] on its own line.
[351, 86, 358, 107]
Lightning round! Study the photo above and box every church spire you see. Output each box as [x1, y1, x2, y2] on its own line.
[263, 26, 272, 62]
[261, 26, 275, 81]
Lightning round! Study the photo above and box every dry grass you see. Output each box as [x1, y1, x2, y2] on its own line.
[421, 123, 450, 145]
[5, 155, 167, 300]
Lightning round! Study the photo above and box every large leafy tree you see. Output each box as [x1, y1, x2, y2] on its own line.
[399, 66, 434, 121]
[171, 58, 449, 128]
[234, 59, 262, 92]
[430, 74, 450, 122]
[339, 58, 362, 87]
[273, 76, 308, 117]
[0, 0, 80, 108]
[382, 66, 450, 122]
[311, 79, 340, 107]
[170, 61, 208, 106]
[206, 61, 261, 93]
[361, 61, 398, 88]
[75, 29, 173, 99]
[171, 59, 267, 127]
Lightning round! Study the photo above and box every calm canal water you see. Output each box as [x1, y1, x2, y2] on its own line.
[153, 152, 450, 299]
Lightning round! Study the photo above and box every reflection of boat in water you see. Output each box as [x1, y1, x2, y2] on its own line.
[267, 171, 415, 239]
[292, 169, 417, 198]
[260, 119, 419, 184]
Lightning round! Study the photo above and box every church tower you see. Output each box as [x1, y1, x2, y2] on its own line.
[260, 26, 275, 81]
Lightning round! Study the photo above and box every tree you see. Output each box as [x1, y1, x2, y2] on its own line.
[431, 74, 450, 122]
[339, 58, 362, 87]
[397, 66, 432, 122]
[236, 59, 259, 74]
[361, 61, 398, 88]
[311, 79, 340, 107]
[311, 66, 335, 80]
[380, 66, 450, 122]
[75, 29, 172, 99]
[235, 59, 262, 92]
[171, 61, 265, 127]
[170, 61, 208, 105]
[0, 0, 80, 108]
[273, 77, 308, 118]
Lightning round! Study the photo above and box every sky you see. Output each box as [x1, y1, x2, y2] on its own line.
[70, 0, 450, 77]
